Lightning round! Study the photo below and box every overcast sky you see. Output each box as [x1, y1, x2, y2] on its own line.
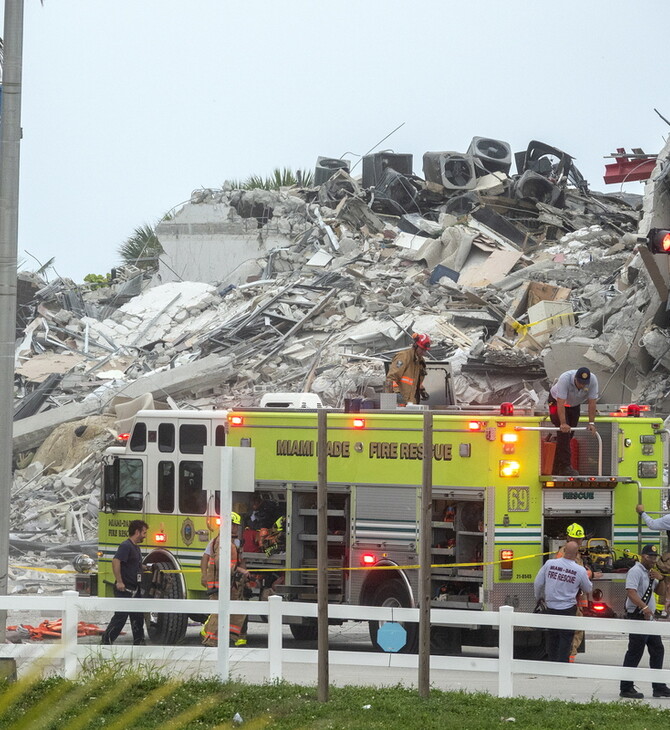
[4, 0, 669, 283]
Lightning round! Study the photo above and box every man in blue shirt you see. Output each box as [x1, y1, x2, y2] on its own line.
[101, 520, 148, 645]
[548, 367, 599, 476]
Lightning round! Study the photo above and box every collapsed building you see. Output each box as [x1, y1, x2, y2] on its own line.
[8, 134, 670, 593]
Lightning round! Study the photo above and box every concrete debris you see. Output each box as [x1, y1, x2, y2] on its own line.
[10, 133, 670, 592]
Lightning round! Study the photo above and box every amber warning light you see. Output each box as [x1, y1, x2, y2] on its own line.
[499, 460, 520, 477]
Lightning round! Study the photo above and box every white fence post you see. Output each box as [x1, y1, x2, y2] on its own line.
[498, 605, 514, 698]
[268, 595, 283, 682]
[61, 590, 79, 679]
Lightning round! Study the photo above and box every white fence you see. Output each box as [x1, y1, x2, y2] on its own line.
[3, 592, 670, 698]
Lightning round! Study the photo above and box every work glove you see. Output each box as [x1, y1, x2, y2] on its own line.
[420, 388, 429, 401]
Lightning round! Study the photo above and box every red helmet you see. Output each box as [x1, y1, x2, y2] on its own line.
[413, 333, 431, 351]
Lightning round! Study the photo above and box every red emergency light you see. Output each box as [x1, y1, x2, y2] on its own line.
[468, 421, 481, 431]
[648, 229, 670, 254]
[361, 553, 376, 566]
[500, 402, 514, 416]
[499, 549, 514, 579]
[627, 404, 641, 417]
[228, 415, 244, 426]
[154, 532, 167, 543]
[117, 433, 130, 442]
[352, 418, 365, 429]
[591, 603, 606, 612]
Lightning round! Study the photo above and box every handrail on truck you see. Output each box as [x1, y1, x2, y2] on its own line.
[513, 426, 602, 476]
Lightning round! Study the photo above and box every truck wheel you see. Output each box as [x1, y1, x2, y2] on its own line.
[368, 579, 418, 653]
[513, 632, 547, 660]
[289, 623, 318, 641]
[431, 626, 462, 655]
[146, 561, 188, 645]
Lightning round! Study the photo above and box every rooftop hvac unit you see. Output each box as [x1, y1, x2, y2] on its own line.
[422, 152, 477, 190]
[467, 137, 512, 174]
[314, 157, 350, 187]
[370, 167, 419, 216]
[513, 170, 559, 204]
[362, 152, 413, 188]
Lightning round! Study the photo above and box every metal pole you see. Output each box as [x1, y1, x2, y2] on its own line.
[317, 408, 329, 701]
[0, 0, 25, 644]
[418, 411, 433, 697]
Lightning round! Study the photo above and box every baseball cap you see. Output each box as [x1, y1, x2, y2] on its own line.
[641, 544, 659, 556]
[575, 367, 591, 384]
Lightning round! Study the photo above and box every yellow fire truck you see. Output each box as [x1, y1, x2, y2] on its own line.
[80, 401, 666, 655]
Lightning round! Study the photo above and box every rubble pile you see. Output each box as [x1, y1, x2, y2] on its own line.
[8, 134, 670, 592]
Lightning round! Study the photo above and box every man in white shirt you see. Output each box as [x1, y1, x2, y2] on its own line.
[548, 367, 599, 476]
[620, 544, 670, 699]
[534, 541, 593, 661]
[636, 503, 670, 532]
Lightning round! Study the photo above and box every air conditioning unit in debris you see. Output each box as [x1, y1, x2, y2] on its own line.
[362, 152, 413, 188]
[314, 157, 350, 186]
[422, 152, 477, 190]
[467, 137, 512, 174]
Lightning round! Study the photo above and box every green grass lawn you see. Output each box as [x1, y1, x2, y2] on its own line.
[1, 667, 667, 730]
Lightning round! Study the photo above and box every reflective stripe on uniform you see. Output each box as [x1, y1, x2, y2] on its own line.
[400, 376, 414, 384]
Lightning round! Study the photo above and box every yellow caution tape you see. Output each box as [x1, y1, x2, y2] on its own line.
[159, 551, 554, 575]
[11, 565, 78, 574]
[13, 551, 555, 577]
[506, 311, 576, 343]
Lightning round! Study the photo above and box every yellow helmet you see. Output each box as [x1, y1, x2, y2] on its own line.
[566, 522, 585, 539]
[231, 511, 241, 525]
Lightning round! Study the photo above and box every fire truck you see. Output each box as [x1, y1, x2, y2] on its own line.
[79, 401, 667, 655]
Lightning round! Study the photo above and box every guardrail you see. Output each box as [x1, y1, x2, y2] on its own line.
[3, 592, 670, 698]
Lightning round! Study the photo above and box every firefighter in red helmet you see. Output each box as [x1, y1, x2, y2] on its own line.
[385, 333, 431, 405]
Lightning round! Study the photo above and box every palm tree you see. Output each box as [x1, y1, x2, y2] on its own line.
[118, 223, 164, 269]
[224, 167, 313, 191]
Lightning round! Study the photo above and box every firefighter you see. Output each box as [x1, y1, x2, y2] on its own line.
[555, 523, 596, 662]
[385, 333, 431, 405]
[201, 511, 249, 647]
[547, 367, 599, 476]
[258, 515, 286, 557]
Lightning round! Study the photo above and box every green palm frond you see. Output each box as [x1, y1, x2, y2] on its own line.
[223, 167, 313, 191]
[118, 223, 164, 269]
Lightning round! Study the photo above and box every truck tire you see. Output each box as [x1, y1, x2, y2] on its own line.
[513, 631, 547, 660]
[431, 626, 462, 655]
[289, 623, 318, 641]
[368, 579, 418, 653]
[146, 561, 188, 645]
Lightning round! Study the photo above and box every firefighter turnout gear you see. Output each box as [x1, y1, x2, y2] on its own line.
[201, 534, 248, 647]
[385, 345, 428, 405]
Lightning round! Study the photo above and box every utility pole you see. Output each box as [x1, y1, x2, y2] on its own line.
[0, 0, 24, 643]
